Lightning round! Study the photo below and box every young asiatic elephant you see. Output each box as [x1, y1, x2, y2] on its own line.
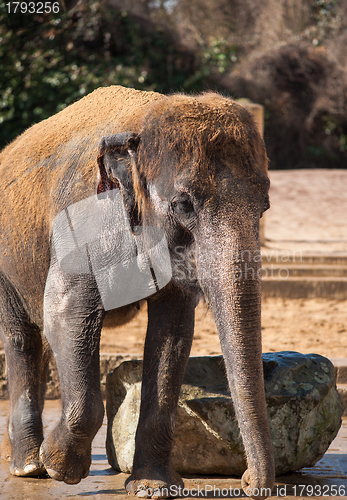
[0, 86, 273, 499]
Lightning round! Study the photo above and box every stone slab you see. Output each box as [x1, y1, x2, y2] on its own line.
[106, 352, 344, 477]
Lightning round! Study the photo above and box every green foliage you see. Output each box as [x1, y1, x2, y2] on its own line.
[184, 38, 238, 88]
[0, 1, 198, 150]
[203, 39, 238, 74]
[322, 115, 347, 153]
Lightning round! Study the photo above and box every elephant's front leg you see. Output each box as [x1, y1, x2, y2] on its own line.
[126, 287, 196, 498]
[39, 262, 105, 484]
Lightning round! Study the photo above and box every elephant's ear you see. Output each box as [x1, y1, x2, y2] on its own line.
[97, 132, 141, 195]
[97, 132, 143, 225]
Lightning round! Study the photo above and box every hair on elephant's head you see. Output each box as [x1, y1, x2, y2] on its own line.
[97, 92, 270, 239]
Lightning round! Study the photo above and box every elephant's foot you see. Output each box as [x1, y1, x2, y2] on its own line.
[39, 426, 91, 485]
[125, 467, 184, 498]
[8, 438, 45, 477]
[4, 426, 46, 477]
[10, 456, 46, 477]
[241, 469, 274, 499]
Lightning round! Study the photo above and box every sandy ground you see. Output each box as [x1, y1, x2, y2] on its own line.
[100, 169, 347, 360]
[265, 169, 347, 254]
[101, 297, 347, 359]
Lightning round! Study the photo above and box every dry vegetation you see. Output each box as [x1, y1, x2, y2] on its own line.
[118, 0, 347, 169]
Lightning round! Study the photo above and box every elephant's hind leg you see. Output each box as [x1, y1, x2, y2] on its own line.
[39, 262, 105, 485]
[0, 273, 48, 477]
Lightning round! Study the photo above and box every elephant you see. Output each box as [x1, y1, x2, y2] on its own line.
[0, 86, 274, 499]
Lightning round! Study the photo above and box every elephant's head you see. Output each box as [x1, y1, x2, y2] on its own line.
[97, 93, 274, 498]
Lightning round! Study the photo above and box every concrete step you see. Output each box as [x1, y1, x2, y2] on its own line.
[337, 384, 347, 416]
[261, 250, 347, 266]
[262, 276, 347, 299]
[262, 264, 347, 278]
[334, 359, 347, 416]
[261, 251, 347, 298]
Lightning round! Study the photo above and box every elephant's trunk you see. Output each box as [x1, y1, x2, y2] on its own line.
[195, 217, 275, 499]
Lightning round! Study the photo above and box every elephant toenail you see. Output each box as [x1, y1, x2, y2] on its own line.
[23, 464, 38, 474]
[65, 476, 82, 485]
[46, 467, 64, 481]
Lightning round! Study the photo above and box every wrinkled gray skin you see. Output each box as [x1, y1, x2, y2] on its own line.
[0, 93, 273, 499]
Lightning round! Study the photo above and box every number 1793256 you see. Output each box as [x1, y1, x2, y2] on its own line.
[5, 2, 60, 13]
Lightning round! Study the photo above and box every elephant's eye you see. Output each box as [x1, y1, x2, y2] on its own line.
[171, 195, 195, 216]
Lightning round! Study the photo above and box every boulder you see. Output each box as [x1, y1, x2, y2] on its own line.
[106, 352, 344, 476]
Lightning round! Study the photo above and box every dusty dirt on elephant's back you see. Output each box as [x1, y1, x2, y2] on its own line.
[0, 86, 162, 165]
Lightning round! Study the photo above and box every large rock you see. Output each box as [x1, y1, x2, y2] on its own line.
[106, 352, 344, 476]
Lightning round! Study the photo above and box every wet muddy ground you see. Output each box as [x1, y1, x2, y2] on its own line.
[0, 400, 346, 500]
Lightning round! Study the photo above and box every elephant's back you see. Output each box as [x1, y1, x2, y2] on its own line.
[1, 86, 160, 155]
[0, 85, 163, 243]
[0, 86, 163, 325]
[0, 86, 162, 194]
